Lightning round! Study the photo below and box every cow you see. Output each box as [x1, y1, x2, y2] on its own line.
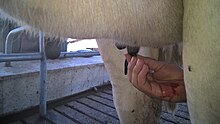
[0, 0, 219, 124]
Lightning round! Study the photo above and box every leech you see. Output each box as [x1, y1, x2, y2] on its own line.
[124, 59, 128, 75]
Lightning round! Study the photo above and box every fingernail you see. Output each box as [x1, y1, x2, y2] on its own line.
[124, 54, 131, 62]
[131, 57, 137, 63]
[125, 54, 128, 59]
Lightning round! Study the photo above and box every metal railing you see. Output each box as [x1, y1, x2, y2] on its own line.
[0, 27, 100, 117]
[4, 26, 30, 66]
[1, 30, 48, 117]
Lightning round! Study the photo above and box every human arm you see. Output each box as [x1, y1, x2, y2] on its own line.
[125, 54, 186, 102]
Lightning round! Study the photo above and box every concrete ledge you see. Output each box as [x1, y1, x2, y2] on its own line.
[0, 56, 109, 116]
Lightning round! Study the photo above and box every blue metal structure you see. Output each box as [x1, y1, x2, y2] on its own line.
[0, 27, 100, 117]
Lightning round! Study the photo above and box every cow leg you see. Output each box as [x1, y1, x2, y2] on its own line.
[183, 1, 220, 123]
[97, 39, 161, 124]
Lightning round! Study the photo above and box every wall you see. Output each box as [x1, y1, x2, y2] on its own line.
[0, 56, 109, 116]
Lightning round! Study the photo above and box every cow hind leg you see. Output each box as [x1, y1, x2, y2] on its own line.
[97, 39, 161, 124]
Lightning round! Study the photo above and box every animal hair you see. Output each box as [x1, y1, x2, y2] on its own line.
[0, 0, 184, 115]
[0, 0, 183, 48]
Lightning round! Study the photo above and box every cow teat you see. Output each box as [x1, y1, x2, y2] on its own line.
[115, 43, 140, 55]
[115, 43, 140, 75]
[127, 46, 140, 56]
[115, 42, 126, 50]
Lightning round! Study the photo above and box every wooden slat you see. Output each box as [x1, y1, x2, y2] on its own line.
[101, 90, 112, 95]
[177, 104, 189, 113]
[6, 85, 192, 124]
[105, 88, 112, 92]
[87, 95, 115, 108]
[46, 109, 77, 124]
[55, 105, 102, 124]
[67, 101, 120, 124]
[161, 112, 191, 124]
[23, 114, 49, 124]
[77, 97, 119, 119]
[160, 118, 175, 124]
[174, 110, 190, 120]
[9, 121, 23, 124]
[95, 92, 113, 101]
[178, 103, 188, 106]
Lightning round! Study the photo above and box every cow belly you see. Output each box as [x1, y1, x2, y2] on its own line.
[97, 39, 161, 124]
[0, 0, 183, 47]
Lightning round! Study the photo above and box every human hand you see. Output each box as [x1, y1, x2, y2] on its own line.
[125, 54, 186, 102]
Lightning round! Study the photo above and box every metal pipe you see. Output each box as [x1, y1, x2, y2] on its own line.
[0, 53, 41, 57]
[4, 26, 29, 66]
[39, 32, 47, 117]
[0, 52, 100, 62]
[0, 53, 42, 62]
[59, 51, 100, 58]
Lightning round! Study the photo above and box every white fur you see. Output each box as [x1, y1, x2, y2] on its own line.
[183, 1, 220, 123]
[0, 0, 183, 47]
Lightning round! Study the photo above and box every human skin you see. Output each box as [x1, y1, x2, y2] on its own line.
[125, 54, 186, 102]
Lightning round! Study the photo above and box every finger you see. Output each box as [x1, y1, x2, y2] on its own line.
[125, 54, 132, 63]
[137, 55, 165, 71]
[131, 59, 144, 86]
[128, 57, 137, 82]
[137, 64, 149, 86]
